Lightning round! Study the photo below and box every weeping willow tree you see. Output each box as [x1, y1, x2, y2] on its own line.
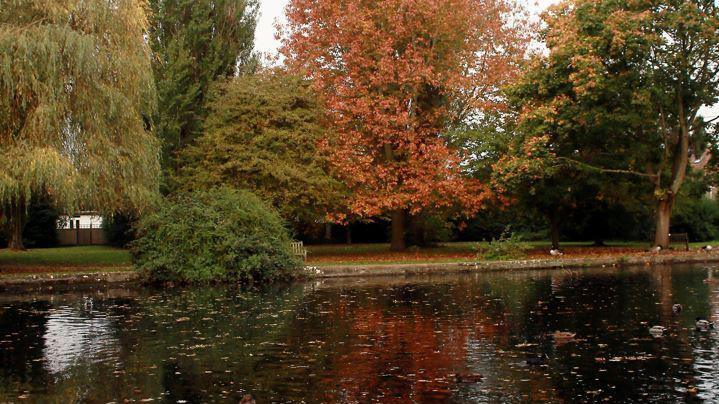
[0, 0, 160, 250]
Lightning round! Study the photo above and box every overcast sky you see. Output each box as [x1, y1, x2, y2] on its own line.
[254, 0, 561, 57]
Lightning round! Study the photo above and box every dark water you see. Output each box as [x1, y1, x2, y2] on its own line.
[1, 265, 718, 403]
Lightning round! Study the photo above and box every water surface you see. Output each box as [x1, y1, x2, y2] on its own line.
[1, 264, 718, 402]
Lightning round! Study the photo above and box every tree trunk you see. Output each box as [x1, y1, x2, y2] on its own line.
[651, 98, 688, 249]
[345, 224, 352, 245]
[324, 223, 332, 241]
[654, 196, 674, 249]
[390, 209, 407, 251]
[549, 211, 560, 249]
[654, 98, 694, 249]
[6, 200, 26, 251]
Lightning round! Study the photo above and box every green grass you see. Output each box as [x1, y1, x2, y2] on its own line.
[306, 241, 636, 255]
[305, 240, 719, 266]
[0, 246, 131, 267]
[1, 240, 716, 270]
[309, 258, 474, 267]
[307, 240, 719, 254]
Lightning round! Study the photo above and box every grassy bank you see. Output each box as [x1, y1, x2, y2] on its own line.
[0, 246, 131, 271]
[305, 241, 719, 266]
[2, 241, 718, 274]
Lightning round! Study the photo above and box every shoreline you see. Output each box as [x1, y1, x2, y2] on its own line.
[307, 253, 719, 278]
[2, 252, 719, 290]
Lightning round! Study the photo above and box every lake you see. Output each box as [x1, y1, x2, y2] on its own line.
[1, 264, 718, 402]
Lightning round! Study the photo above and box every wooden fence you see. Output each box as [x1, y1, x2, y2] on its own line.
[57, 225, 107, 246]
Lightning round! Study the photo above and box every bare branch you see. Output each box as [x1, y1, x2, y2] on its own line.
[556, 157, 657, 179]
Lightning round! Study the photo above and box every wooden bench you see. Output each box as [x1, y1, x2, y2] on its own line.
[291, 241, 307, 261]
[668, 233, 689, 251]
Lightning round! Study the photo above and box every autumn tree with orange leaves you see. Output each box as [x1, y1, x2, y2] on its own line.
[282, 0, 530, 250]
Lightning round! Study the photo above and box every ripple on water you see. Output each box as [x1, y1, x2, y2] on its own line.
[42, 305, 121, 375]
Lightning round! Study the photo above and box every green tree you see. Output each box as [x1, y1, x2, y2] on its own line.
[503, 0, 719, 248]
[178, 71, 344, 226]
[0, 0, 160, 250]
[149, 0, 258, 181]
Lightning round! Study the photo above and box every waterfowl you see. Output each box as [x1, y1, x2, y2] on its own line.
[702, 245, 714, 251]
[672, 304, 683, 314]
[695, 318, 714, 332]
[649, 325, 667, 337]
[526, 353, 548, 366]
[452, 372, 484, 383]
[240, 394, 256, 404]
[549, 248, 564, 256]
[648, 246, 662, 253]
[552, 331, 576, 340]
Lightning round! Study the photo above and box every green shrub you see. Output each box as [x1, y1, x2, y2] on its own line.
[672, 197, 719, 242]
[131, 188, 302, 284]
[479, 227, 528, 261]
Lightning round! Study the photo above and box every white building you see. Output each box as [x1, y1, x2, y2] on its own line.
[57, 212, 104, 229]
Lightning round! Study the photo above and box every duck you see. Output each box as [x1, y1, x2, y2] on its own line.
[549, 248, 564, 257]
[526, 353, 548, 366]
[649, 325, 667, 337]
[648, 246, 662, 253]
[695, 318, 714, 332]
[702, 245, 714, 252]
[83, 296, 93, 311]
[672, 304, 683, 314]
[451, 372, 484, 383]
[240, 394, 256, 404]
[552, 331, 576, 340]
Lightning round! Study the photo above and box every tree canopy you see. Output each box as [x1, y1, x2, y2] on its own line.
[500, 0, 719, 248]
[0, 0, 160, 249]
[282, 0, 531, 250]
[178, 70, 344, 224]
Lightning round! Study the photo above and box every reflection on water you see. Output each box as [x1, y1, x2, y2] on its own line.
[43, 305, 119, 375]
[0, 265, 718, 402]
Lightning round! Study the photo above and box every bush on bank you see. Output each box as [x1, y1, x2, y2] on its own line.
[131, 188, 301, 284]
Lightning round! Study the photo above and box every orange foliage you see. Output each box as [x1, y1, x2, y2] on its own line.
[282, 0, 530, 220]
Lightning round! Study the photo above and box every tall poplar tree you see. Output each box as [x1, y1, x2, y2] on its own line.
[148, 0, 258, 179]
[0, 0, 160, 250]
